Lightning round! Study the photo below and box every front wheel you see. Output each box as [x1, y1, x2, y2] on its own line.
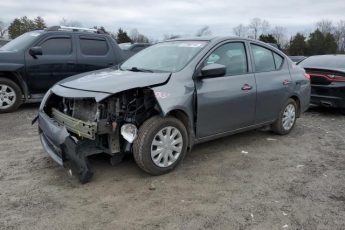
[271, 99, 298, 135]
[0, 78, 22, 113]
[133, 116, 188, 175]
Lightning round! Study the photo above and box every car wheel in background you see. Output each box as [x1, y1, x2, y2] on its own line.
[272, 98, 298, 135]
[0, 78, 22, 113]
[133, 116, 188, 175]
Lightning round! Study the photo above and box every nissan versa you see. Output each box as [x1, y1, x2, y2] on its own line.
[36, 37, 311, 183]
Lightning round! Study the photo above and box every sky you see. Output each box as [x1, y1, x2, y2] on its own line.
[1, 0, 345, 40]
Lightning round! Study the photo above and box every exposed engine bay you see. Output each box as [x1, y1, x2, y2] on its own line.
[43, 88, 159, 159]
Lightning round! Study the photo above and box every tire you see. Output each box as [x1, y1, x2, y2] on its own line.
[0, 77, 22, 113]
[133, 116, 188, 175]
[271, 99, 298, 135]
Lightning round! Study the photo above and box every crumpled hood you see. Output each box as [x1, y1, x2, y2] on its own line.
[59, 68, 171, 94]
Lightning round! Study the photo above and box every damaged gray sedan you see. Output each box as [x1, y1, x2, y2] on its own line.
[37, 37, 311, 183]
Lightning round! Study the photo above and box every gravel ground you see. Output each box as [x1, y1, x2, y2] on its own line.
[0, 104, 344, 230]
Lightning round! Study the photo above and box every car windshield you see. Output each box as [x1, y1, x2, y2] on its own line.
[0, 31, 42, 52]
[299, 55, 345, 69]
[121, 41, 208, 72]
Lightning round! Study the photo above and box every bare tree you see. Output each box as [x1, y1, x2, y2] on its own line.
[195, 26, 212, 37]
[248, 18, 270, 39]
[59, 18, 83, 27]
[233, 24, 247, 37]
[248, 18, 261, 39]
[271, 26, 286, 46]
[163, 34, 181, 40]
[0, 20, 8, 38]
[334, 20, 345, 52]
[316, 19, 334, 34]
[261, 20, 270, 35]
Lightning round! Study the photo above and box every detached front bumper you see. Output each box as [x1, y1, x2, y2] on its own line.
[38, 111, 93, 183]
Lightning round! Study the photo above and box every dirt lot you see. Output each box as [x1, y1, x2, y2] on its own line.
[0, 104, 344, 230]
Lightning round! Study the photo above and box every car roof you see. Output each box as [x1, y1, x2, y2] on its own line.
[167, 36, 274, 45]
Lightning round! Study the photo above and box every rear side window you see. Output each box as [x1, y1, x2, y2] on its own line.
[40, 37, 72, 55]
[251, 44, 275, 72]
[273, 53, 284, 69]
[80, 37, 108, 55]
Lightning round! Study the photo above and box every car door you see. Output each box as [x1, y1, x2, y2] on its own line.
[249, 43, 292, 123]
[25, 35, 77, 94]
[195, 41, 257, 138]
[76, 35, 115, 73]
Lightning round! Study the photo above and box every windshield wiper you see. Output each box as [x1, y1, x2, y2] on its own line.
[126, 67, 153, 73]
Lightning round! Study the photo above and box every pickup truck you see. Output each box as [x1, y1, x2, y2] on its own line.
[0, 26, 127, 113]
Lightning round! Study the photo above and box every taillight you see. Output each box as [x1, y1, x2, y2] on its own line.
[304, 73, 311, 80]
[327, 74, 345, 82]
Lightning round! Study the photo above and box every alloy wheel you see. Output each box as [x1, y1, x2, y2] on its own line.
[0, 84, 16, 109]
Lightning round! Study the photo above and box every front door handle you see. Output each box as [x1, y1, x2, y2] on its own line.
[241, 84, 253, 91]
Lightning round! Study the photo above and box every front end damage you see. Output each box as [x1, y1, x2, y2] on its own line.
[38, 87, 160, 183]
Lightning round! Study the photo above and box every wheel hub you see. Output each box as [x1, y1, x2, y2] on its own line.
[282, 104, 296, 131]
[0, 84, 16, 109]
[151, 126, 183, 168]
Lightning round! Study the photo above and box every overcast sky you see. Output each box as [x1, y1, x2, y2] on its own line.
[1, 0, 345, 39]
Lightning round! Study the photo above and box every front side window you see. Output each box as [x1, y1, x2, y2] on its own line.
[40, 37, 72, 55]
[80, 37, 108, 55]
[251, 44, 276, 72]
[205, 42, 248, 75]
[121, 41, 208, 72]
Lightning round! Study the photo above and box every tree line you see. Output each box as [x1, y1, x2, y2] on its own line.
[1, 16, 344, 55]
[232, 18, 345, 55]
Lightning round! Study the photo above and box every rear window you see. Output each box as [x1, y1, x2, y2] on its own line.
[80, 37, 108, 55]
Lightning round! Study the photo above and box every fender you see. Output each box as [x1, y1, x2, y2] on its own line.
[0, 65, 29, 100]
[152, 84, 196, 150]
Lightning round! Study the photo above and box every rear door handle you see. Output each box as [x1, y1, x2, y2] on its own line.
[283, 80, 291, 85]
[241, 84, 253, 91]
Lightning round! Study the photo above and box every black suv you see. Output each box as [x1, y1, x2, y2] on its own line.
[0, 26, 126, 113]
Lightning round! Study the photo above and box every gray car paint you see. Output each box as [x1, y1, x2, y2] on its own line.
[58, 68, 171, 94]
[42, 37, 310, 144]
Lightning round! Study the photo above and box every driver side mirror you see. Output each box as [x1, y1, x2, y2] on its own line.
[29, 46, 42, 59]
[200, 64, 226, 78]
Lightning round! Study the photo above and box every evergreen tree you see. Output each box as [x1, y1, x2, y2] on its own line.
[307, 29, 337, 55]
[8, 16, 41, 39]
[116, 28, 132, 43]
[287, 33, 308, 55]
[259, 34, 277, 44]
[34, 16, 46, 30]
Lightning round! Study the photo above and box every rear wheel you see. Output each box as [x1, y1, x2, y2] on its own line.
[0, 78, 22, 113]
[272, 99, 298, 135]
[133, 116, 188, 175]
